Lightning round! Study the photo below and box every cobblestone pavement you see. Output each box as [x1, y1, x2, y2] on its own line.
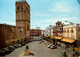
[5, 41, 71, 57]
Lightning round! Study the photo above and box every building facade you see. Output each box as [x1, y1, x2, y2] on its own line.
[30, 29, 42, 37]
[63, 23, 80, 40]
[56, 21, 63, 37]
[52, 26, 57, 37]
[45, 25, 53, 37]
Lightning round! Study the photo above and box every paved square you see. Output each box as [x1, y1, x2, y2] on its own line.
[5, 41, 67, 57]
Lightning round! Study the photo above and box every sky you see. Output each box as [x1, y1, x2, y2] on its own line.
[0, 0, 80, 30]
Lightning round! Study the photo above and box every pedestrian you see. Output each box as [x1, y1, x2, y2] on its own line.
[63, 52, 67, 57]
[26, 45, 29, 49]
[25, 45, 30, 55]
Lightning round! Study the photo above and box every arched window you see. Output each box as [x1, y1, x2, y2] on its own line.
[17, 6, 19, 10]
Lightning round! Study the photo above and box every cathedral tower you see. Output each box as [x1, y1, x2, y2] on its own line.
[16, 0, 30, 39]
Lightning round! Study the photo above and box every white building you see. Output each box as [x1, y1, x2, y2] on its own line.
[63, 23, 80, 40]
[44, 25, 53, 37]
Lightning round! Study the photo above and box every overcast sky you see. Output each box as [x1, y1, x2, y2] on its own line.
[0, 0, 80, 29]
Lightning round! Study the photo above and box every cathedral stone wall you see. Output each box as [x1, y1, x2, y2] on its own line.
[0, 24, 25, 48]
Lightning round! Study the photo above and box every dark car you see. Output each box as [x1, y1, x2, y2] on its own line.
[8, 46, 15, 51]
[17, 44, 22, 47]
[0, 49, 6, 56]
[3, 47, 10, 54]
[13, 44, 19, 48]
[20, 42, 25, 46]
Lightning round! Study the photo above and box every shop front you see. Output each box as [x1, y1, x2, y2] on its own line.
[61, 38, 75, 48]
[54, 36, 63, 46]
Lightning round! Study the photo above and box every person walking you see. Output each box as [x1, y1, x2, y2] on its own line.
[63, 52, 67, 57]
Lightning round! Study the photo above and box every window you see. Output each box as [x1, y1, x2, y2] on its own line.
[26, 7, 28, 10]
[22, 5, 25, 10]
[71, 28, 74, 33]
[67, 30, 69, 33]
[60, 28, 63, 31]
[17, 6, 19, 10]
[27, 24, 30, 30]
[78, 28, 80, 31]
[63, 29, 66, 33]
[60, 28, 62, 30]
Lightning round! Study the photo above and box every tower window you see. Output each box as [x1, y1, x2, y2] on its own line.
[17, 6, 19, 10]
[22, 5, 25, 10]
[26, 7, 28, 10]
[27, 24, 30, 30]
[22, 6, 24, 10]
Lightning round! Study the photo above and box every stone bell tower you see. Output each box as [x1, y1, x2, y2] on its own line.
[16, 0, 30, 40]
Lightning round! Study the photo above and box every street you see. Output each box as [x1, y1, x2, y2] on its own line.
[5, 41, 67, 57]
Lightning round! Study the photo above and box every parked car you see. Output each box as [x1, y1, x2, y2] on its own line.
[50, 45, 57, 49]
[34, 37, 41, 41]
[20, 42, 25, 46]
[3, 47, 10, 54]
[17, 44, 22, 47]
[13, 44, 19, 48]
[3, 47, 9, 52]
[0, 49, 6, 56]
[47, 43, 53, 48]
[8, 46, 15, 51]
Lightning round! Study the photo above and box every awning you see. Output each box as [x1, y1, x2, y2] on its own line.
[46, 36, 49, 37]
[61, 38, 75, 43]
[48, 36, 53, 39]
[54, 36, 63, 40]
